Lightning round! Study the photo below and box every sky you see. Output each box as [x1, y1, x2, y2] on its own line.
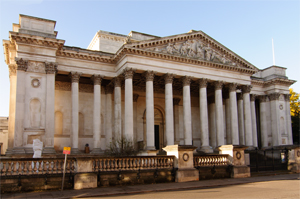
[0, 0, 299, 116]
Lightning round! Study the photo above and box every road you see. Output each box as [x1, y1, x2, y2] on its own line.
[81, 179, 300, 199]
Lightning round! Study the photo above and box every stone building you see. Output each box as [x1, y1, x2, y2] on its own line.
[2, 14, 295, 155]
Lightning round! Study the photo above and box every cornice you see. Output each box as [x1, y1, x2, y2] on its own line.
[251, 78, 296, 87]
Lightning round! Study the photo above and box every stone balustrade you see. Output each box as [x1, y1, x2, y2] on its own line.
[194, 155, 231, 167]
[93, 156, 174, 172]
[0, 158, 76, 176]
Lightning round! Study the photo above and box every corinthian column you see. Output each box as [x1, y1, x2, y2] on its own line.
[91, 74, 102, 154]
[229, 83, 239, 145]
[44, 62, 57, 154]
[114, 77, 122, 144]
[145, 71, 156, 150]
[70, 71, 81, 154]
[214, 81, 224, 146]
[13, 58, 28, 153]
[250, 94, 258, 147]
[165, 73, 174, 146]
[198, 78, 212, 153]
[124, 68, 134, 142]
[182, 76, 192, 145]
[258, 95, 268, 147]
[242, 85, 253, 147]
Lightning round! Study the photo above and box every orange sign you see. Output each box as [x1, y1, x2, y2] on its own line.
[63, 147, 71, 154]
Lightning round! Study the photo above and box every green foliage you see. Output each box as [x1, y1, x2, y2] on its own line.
[290, 88, 300, 145]
[106, 137, 138, 157]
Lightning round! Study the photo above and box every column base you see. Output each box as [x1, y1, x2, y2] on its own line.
[71, 148, 81, 154]
[90, 148, 104, 154]
[197, 146, 213, 154]
[137, 149, 158, 156]
[5, 148, 14, 156]
[11, 147, 26, 154]
[42, 147, 57, 154]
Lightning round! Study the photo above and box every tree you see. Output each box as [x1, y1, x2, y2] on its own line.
[290, 88, 300, 145]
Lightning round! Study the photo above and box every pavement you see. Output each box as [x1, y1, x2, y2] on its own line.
[1, 172, 300, 199]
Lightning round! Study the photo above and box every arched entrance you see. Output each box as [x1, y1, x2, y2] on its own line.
[143, 106, 165, 151]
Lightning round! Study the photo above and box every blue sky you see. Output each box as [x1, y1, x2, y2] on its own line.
[0, 0, 299, 116]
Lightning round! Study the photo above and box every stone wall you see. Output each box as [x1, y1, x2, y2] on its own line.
[0, 117, 8, 155]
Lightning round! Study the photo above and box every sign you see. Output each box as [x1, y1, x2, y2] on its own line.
[63, 147, 71, 154]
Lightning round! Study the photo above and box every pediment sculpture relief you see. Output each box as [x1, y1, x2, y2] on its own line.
[147, 39, 238, 66]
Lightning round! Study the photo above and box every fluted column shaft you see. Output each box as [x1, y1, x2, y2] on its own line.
[214, 81, 224, 146]
[165, 74, 174, 146]
[229, 83, 239, 145]
[92, 75, 102, 151]
[70, 72, 81, 152]
[250, 95, 258, 147]
[146, 71, 155, 150]
[183, 76, 192, 145]
[237, 93, 245, 145]
[124, 69, 134, 142]
[114, 77, 122, 143]
[259, 95, 268, 147]
[199, 79, 210, 148]
[242, 85, 253, 146]
[105, 85, 113, 148]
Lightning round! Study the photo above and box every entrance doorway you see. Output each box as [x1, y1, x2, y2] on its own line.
[155, 125, 159, 150]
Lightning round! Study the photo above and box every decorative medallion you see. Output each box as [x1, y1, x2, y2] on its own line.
[182, 153, 189, 162]
[236, 151, 242, 160]
[279, 104, 283, 110]
[31, 78, 40, 88]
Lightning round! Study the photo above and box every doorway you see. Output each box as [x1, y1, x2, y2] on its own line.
[155, 125, 159, 150]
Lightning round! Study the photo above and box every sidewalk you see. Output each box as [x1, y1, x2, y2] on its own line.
[1, 173, 300, 199]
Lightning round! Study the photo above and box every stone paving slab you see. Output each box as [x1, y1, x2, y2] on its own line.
[1, 173, 299, 199]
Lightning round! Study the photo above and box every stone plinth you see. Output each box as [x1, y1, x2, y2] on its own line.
[218, 145, 250, 178]
[74, 158, 97, 190]
[163, 145, 199, 182]
[288, 147, 300, 173]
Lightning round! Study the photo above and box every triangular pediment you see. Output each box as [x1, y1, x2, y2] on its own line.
[122, 31, 258, 72]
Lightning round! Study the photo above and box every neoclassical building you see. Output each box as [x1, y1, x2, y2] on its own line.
[2, 14, 295, 155]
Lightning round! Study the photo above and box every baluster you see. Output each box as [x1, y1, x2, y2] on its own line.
[0, 161, 4, 175]
[17, 161, 22, 174]
[12, 161, 18, 175]
[52, 160, 56, 174]
[99, 159, 103, 171]
[93, 159, 97, 172]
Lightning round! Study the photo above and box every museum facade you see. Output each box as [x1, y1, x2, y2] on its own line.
[2, 14, 295, 155]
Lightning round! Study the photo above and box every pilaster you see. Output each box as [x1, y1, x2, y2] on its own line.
[258, 95, 268, 147]
[268, 92, 281, 146]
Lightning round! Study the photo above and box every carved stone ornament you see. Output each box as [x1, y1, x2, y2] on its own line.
[242, 85, 252, 93]
[123, 68, 135, 79]
[15, 57, 28, 71]
[228, 83, 238, 92]
[145, 71, 156, 82]
[45, 62, 57, 74]
[214, 81, 224, 90]
[173, 98, 181, 105]
[91, 74, 103, 85]
[164, 73, 174, 84]
[279, 104, 283, 110]
[8, 64, 17, 77]
[198, 78, 208, 88]
[182, 153, 189, 162]
[268, 92, 281, 101]
[114, 77, 122, 87]
[250, 94, 257, 101]
[182, 76, 192, 86]
[236, 151, 242, 160]
[133, 94, 139, 102]
[258, 95, 267, 102]
[284, 94, 291, 102]
[69, 72, 82, 83]
[31, 78, 40, 88]
[27, 62, 45, 73]
[237, 93, 243, 100]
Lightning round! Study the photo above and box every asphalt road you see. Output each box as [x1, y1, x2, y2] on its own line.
[81, 179, 300, 199]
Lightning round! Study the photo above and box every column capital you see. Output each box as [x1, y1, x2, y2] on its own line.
[237, 93, 243, 100]
[91, 74, 103, 85]
[182, 76, 192, 86]
[123, 68, 135, 79]
[250, 94, 257, 101]
[15, 57, 28, 71]
[45, 62, 57, 74]
[228, 83, 239, 92]
[242, 85, 252, 93]
[114, 76, 122, 87]
[133, 94, 139, 102]
[164, 73, 174, 84]
[173, 98, 181, 105]
[268, 92, 280, 101]
[198, 78, 208, 88]
[69, 72, 82, 83]
[284, 94, 291, 102]
[258, 95, 267, 102]
[145, 70, 156, 81]
[214, 81, 224, 90]
[8, 64, 17, 77]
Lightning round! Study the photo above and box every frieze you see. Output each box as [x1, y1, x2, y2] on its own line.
[10, 34, 64, 49]
[45, 62, 57, 74]
[164, 73, 174, 84]
[268, 92, 281, 101]
[15, 58, 28, 71]
[8, 64, 17, 76]
[198, 78, 208, 88]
